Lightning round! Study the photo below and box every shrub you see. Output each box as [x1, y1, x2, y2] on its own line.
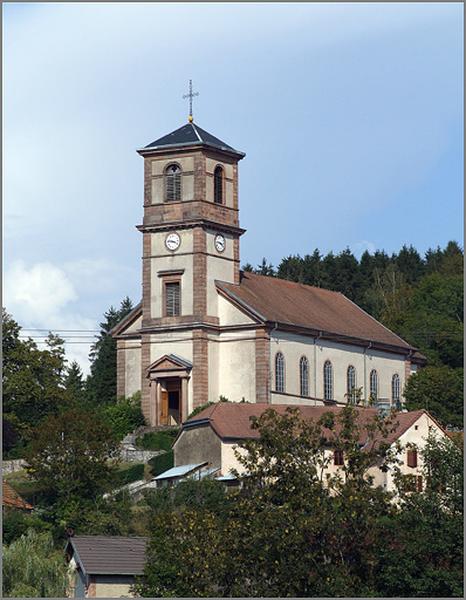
[136, 429, 178, 451]
[102, 392, 146, 440]
[148, 451, 174, 477]
[115, 463, 145, 486]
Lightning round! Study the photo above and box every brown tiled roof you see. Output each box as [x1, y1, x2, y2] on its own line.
[2, 481, 33, 510]
[217, 272, 416, 353]
[185, 402, 427, 446]
[67, 535, 148, 576]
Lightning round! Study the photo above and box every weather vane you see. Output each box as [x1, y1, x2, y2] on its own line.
[183, 80, 199, 123]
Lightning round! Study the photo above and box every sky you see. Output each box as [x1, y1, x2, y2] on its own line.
[3, 2, 463, 373]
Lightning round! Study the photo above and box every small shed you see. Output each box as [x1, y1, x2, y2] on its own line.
[2, 480, 33, 511]
[65, 535, 147, 598]
[153, 462, 213, 487]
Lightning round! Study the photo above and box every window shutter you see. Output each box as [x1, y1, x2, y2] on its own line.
[214, 167, 223, 204]
[334, 450, 344, 466]
[407, 449, 418, 468]
[165, 282, 180, 316]
[416, 475, 423, 492]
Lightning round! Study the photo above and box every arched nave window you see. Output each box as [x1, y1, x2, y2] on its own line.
[275, 352, 285, 393]
[392, 374, 401, 408]
[323, 360, 333, 401]
[299, 356, 309, 397]
[370, 369, 378, 402]
[347, 365, 357, 404]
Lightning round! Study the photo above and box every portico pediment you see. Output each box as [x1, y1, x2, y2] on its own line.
[146, 353, 193, 376]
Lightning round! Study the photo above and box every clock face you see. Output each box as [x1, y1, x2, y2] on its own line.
[165, 232, 181, 252]
[214, 234, 226, 253]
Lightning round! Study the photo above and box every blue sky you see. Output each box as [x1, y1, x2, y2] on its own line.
[4, 3, 463, 372]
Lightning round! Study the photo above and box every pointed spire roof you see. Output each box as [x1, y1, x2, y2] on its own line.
[138, 122, 245, 158]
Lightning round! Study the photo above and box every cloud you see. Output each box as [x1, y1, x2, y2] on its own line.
[351, 240, 377, 258]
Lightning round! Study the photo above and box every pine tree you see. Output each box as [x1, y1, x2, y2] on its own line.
[86, 298, 134, 405]
[64, 361, 86, 406]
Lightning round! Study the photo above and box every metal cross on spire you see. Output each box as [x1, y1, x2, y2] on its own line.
[183, 79, 199, 123]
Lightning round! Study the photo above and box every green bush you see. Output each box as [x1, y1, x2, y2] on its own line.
[115, 463, 145, 486]
[148, 451, 174, 477]
[102, 392, 146, 440]
[136, 429, 178, 451]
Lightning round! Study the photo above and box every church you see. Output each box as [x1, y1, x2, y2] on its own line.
[112, 115, 425, 427]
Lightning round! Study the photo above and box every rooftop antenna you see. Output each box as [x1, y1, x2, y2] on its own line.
[183, 79, 199, 123]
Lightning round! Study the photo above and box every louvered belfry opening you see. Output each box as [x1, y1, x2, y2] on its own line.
[165, 164, 181, 201]
[214, 166, 223, 204]
[165, 281, 181, 316]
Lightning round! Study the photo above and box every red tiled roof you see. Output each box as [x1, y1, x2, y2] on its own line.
[186, 402, 427, 446]
[217, 272, 416, 353]
[2, 481, 33, 510]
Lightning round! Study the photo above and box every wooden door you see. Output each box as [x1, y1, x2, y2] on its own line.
[160, 390, 169, 425]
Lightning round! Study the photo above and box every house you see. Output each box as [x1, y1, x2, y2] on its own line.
[65, 535, 147, 598]
[111, 118, 425, 425]
[173, 402, 447, 493]
[2, 480, 33, 511]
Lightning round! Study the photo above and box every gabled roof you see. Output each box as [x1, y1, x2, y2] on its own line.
[217, 272, 421, 356]
[110, 302, 142, 337]
[184, 402, 431, 446]
[2, 481, 33, 510]
[66, 535, 148, 576]
[146, 353, 193, 373]
[138, 122, 245, 158]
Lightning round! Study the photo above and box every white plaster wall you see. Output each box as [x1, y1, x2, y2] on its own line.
[124, 314, 142, 335]
[95, 582, 134, 597]
[385, 413, 445, 493]
[150, 255, 193, 318]
[208, 336, 219, 402]
[218, 294, 255, 326]
[218, 330, 256, 403]
[124, 343, 141, 398]
[151, 230, 194, 255]
[270, 332, 406, 404]
[221, 441, 246, 476]
[206, 254, 235, 316]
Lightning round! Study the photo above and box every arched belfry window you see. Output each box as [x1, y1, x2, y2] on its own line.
[347, 365, 357, 404]
[165, 164, 182, 202]
[370, 369, 378, 402]
[300, 356, 309, 397]
[324, 360, 333, 401]
[214, 166, 223, 204]
[392, 374, 400, 408]
[275, 352, 285, 393]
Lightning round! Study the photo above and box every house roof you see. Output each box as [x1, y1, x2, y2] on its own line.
[2, 481, 33, 510]
[66, 536, 148, 576]
[184, 402, 429, 446]
[139, 122, 245, 158]
[217, 271, 420, 356]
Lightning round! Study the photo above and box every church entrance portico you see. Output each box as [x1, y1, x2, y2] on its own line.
[146, 354, 192, 427]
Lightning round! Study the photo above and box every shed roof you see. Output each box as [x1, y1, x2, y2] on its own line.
[66, 536, 147, 576]
[184, 402, 430, 446]
[217, 272, 423, 357]
[153, 462, 207, 480]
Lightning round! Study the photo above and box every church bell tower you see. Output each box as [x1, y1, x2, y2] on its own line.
[136, 117, 246, 424]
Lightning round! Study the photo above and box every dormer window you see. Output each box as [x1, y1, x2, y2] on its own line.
[165, 164, 182, 202]
[214, 166, 223, 204]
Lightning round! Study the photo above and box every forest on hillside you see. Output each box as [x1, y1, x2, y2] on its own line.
[243, 241, 463, 427]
